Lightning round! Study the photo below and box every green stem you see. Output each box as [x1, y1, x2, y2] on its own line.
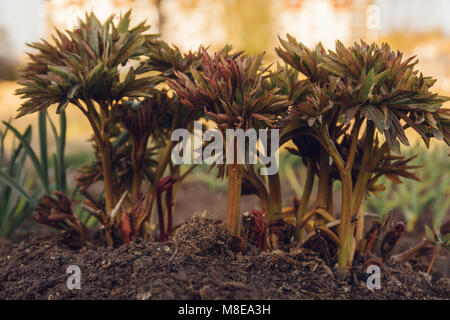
[131, 139, 147, 203]
[355, 198, 365, 245]
[226, 163, 242, 235]
[296, 159, 314, 238]
[245, 165, 269, 214]
[315, 148, 330, 225]
[75, 99, 115, 214]
[318, 125, 353, 268]
[350, 122, 375, 245]
[337, 170, 353, 268]
[327, 180, 335, 217]
[267, 173, 282, 222]
[147, 140, 176, 233]
[154, 141, 175, 188]
[98, 108, 115, 215]
[99, 141, 115, 214]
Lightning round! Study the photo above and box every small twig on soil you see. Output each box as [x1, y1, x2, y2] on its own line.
[281, 282, 301, 297]
[392, 238, 428, 262]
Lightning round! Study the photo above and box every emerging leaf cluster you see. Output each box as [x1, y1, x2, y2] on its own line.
[14, 11, 209, 246]
[16, 11, 160, 116]
[169, 51, 291, 131]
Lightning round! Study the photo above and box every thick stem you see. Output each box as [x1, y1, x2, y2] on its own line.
[156, 189, 166, 241]
[315, 149, 330, 226]
[166, 184, 174, 237]
[80, 99, 116, 214]
[100, 133, 116, 215]
[327, 180, 335, 217]
[296, 160, 314, 238]
[316, 149, 330, 209]
[346, 116, 362, 171]
[355, 198, 365, 245]
[154, 141, 175, 189]
[147, 140, 175, 226]
[131, 173, 141, 204]
[267, 173, 282, 222]
[337, 170, 353, 268]
[226, 163, 242, 235]
[317, 124, 354, 267]
[245, 165, 269, 214]
[351, 122, 375, 246]
[319, 125, 345, 172]
[131, 140, 146, 203]
[337, 122, 373, 268]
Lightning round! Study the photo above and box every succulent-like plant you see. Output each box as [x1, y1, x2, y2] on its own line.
[277, 35, 450, 268]
[169, 50, 291, 235]
[15, 11, 204, 246]
[16, 11, 159, 215]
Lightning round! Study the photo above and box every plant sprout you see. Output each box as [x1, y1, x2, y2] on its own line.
[424, 222, 450, 274]
[15, 11, 205, 246]
[169, 50, 291, 235]
[277, 35, 450, 268]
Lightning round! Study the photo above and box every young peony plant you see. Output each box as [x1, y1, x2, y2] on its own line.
[169, 51, 291, 235]
[15, 11, 205, 246]
[277, 35, 450, 268]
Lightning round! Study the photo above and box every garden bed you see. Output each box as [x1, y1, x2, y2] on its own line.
[1, 213, 449, 300]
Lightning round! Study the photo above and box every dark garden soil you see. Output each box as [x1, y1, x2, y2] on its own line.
[0, 212, 449, 300]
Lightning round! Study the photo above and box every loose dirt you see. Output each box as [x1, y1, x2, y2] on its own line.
[1, 212, 448, 300]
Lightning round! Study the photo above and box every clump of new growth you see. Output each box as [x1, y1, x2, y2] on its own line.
[169, 50, 291, 236]
[16, 11, 205, 246]
[277, 35, 450, 268]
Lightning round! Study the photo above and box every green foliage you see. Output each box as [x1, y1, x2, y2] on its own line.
[170, 50, 291, 132]
[15, 11, 160, 117]
[425, 223, 450, 248]
[366, 144, 450, 231]
[276, 35, 450, 267]
[15, 11, 209, 246]
[169, 49, 291, 234]
[8, 10, 450, 260]
[278, 36, 449, 152]
[184, 164, 228, 192]
[423, 219, 450, 274]
[0, 111, 68, 237]
[0, 123, 38, 237]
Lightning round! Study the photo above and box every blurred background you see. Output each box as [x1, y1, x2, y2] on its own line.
[1, 0, 450, 145]
[0, 1, 449, 260]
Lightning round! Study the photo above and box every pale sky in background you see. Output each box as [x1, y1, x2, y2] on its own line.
[377, 0, 450, 35]
[0, 0, 45, 57]
[0, 0, 449, 58]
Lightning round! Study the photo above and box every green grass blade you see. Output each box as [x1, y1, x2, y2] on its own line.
[53, 153, 61, 191]
[59, 111, 67, 193]
[38, 111, 49, 192]
[2, 121, 49, 193]
[0, 169, 35, 204]
[46, 111, 68, 193]
[5, 195, 38, 237]
[0, 129, 31, 227]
